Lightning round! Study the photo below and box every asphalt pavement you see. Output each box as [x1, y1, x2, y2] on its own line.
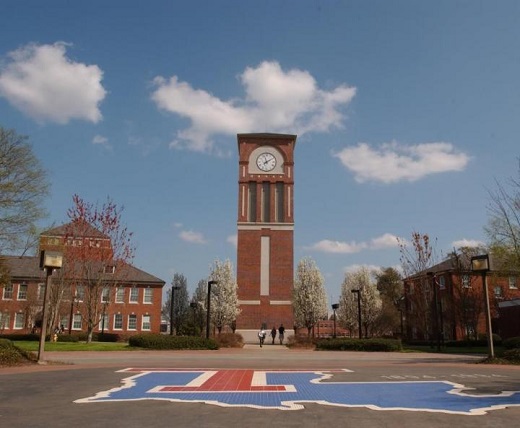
[1, 346, 519, 428]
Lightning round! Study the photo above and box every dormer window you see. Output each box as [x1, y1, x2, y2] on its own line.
[104, 265, 115, 274]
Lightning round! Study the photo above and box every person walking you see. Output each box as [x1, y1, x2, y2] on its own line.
[270, 326, 277, 344]
[258, 328, 266, 347]
[278, 324, 285, 345]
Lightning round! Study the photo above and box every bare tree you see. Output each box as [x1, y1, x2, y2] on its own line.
[62, 195, 135, 342]
[485, 161, 520, 271]
[208, 259, 240, 334]
[293, 257, 328, 337]
[0, 127, 49, 254]
[398, 232, 438, 340]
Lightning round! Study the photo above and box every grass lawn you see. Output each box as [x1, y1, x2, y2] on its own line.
[13, 341, 133, 352]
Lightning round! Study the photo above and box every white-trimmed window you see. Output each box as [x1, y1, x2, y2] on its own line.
[114, 313, 123, 330]
[76, 285, 85, 301]
[38, 283, 45, 301]
[509, 277, 518, 289]
[143, 288, 152, 304]
[128, 314, 137, 330]
[494, 286, 503, 298]
[462, 275, 471, 288]
[0, 312, 10, 329]
[438, 276, 446, 290]
[129, 287, 139, 303]
[142, 315, 151, 331]
[14, 312, 25, 330]
[72, 314, 82, 330]
[3, 284, 13, 300]
[17, 283, 28, 300]
[115, 287, 124, 303]
[99, 313, 109, 331]
[101, 287, 110, 303]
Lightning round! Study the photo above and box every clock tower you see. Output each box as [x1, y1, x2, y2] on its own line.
[235, 133, 296, 341]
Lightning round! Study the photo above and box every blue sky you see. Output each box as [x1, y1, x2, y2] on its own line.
[1, 1, 519, 303]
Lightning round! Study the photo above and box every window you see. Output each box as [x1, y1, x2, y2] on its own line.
[101, 287, 110, 303]
[76, 285, 85, 301]
[14, 312, 25, 329]
[0, 312, 10, 329]
[3, 284, 13, 300]
[142, 315, 151, 331]
[462, 275, 471, 288]
[248, 182, 257, 222]
[494, 286, 503, 298]
[114, 313, 123, 330]
[72, 314, 82, 330]
[104, 265, 115, 274]
[115, 287, 124, 303]
[143, 288, 153, 304]
[509, 277, 518, 289]
[261, 182, 270, 222]
[128, 314, 137, 330]
[17, 283, 28, 300]
[129, 287, 139, 303]
[38, 283, 45, 301]
[438, 276, 446, 290]
[275, 182, 284, 222]
[99, 313, 109, 331]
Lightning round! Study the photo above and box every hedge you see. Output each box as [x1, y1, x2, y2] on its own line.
[128, 334, 219, 350]
[0, 338, 36, 366]
[315, 338, 402, 352]
[503, 337, 520, 350]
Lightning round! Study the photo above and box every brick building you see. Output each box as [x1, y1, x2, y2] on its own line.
[0, 223, 164, 336]
[403, 255, 520, 342]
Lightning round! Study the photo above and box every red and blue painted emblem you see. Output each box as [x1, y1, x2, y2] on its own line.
[75, 368, 520, 415]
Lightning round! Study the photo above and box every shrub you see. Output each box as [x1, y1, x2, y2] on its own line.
[503, 337, 520, 350]
[287, 335, 314, 348]
[0, 338, 36, 366]
[215, 333, 243, 348]
[57, 334, 80, 343]
[128, 334, 219, 350]
[0, 333, 40, 341]
[315, 338, 402, 352]
[502, 348, 520, 363]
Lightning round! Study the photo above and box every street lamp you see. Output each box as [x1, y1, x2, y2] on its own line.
[471, 254, 494, 358]
[351, 289, 362, 339]
[427, 272, 441, 351]
[331, 303, 339, 338]
[206, 280, 218, 339]
[170, 284, 181, 336]
[68, 291, 78, 335]
[38, 250, 63, 363]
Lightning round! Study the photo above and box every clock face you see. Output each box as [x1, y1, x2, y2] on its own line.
[256, 152, 276, 172]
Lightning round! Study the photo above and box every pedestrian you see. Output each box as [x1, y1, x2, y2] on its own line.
[258, 328, 266, 347]
[270, 326, 277, 344]
[278, 324, 285, 345]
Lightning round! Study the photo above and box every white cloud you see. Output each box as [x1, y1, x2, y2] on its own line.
[179, 230, 207, 244]
[151, 61, 356, 153]
[227, 234, 237, 248]
[334, 141, 470, 183]
[307, 233, 400, 254]
[344, 264, 383, 274]
[92, 135, 111, 150]
[451, 239, 486, 249]
[0, 42, 106, 124]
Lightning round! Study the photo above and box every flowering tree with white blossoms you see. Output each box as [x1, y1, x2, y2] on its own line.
[293, 257, 328, 336]
[208, 259, 241, 334]
[339, 266, 382, 338]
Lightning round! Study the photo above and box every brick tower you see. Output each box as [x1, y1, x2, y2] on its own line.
[235, 133, 296, 341]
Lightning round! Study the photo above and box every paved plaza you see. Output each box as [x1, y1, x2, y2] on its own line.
[1, 346, 519, 427]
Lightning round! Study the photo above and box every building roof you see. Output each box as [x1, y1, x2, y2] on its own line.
[41, 221, 109, 239]
[0, 255, 165, 286]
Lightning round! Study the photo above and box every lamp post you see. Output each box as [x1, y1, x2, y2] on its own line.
[206, 280, 218, 339]
[427, 272, 441, 351]
[37, 250, 63, 363]
[68, 291, 78, 335]
[351, 289, 362, 339]
[169, 284, 181, 336]
[331, 303, 339, 338]
[471, 254, 494, 358]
